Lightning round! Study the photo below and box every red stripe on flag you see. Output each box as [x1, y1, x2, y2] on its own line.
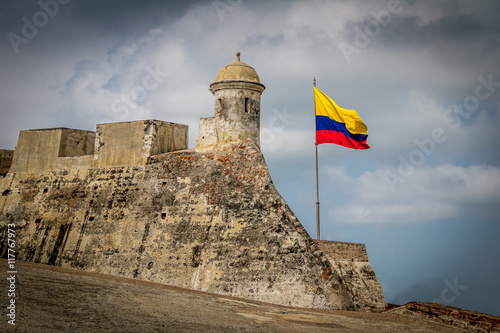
[316, 130, 370, 149]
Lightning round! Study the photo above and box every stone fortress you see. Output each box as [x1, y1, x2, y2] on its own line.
[0, 53, 385, 311]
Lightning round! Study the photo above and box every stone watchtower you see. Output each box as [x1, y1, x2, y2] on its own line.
[196, 52, 265, 152]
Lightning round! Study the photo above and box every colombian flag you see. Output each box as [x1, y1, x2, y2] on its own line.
[314, 87, 370, 149]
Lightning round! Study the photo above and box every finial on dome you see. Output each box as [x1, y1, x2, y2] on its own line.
[212, 52, 263, 84]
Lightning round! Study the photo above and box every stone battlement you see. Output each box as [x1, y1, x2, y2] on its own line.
[0, 149, 13, 176]
[317, 240, 384, 311]
[316, 240, 369, 262]
[7, 120, 187, 174]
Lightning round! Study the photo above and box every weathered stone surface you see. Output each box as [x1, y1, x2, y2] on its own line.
[195, 117, 217, 152]
[317, 240, 386, 311]
[9, 128, 82, 173]
[0, 149, 13, 175]
[197, 53, 265, 152]
[94, 120, 188, 168]
[211, 84, 263, 149]
[6, 120, 188, 173]
[59, 128, 95, 157]
[386, 302, 500, 332]
[0, 260, 467, 332]
[0, 139, 384, 310]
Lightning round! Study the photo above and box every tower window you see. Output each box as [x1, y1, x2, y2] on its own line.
[217, 98, 222, 113]
[245, 98, 250, 113]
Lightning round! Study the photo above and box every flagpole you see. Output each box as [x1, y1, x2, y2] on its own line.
[313, 77, 320, 241]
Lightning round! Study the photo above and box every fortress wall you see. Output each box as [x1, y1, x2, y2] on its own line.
[0, 150, 13, 175]
[9, 128, 96, 174]
[316, 240, 369, 262]
[387, 302, 500, 332]
[6, 121, 188, 174]
[9, 128, 65, 173]
[58, 129, 95, 157]
[317, 240, 386, 311]
[55, 155, 96, 171]
[94, 120, 188, 168]
[152, 121, 189, 155]
[195, 117, 217, 152]
[0, 140, 386, 310]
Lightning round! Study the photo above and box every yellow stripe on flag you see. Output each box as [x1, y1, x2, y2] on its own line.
[314, 87, 368, 135]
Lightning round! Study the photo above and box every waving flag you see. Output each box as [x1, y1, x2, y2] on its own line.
[314, 87, 370, 149]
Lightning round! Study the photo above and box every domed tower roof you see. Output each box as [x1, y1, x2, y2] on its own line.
[214, 52, 261, 83]
[210, 52, 265, 94]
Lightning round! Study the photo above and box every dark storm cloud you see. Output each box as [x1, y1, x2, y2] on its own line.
[370, 13, 500, 47]
[1, 0, 195, 27]
[424, 14, 497, 39]
[1, 0, 198, 48]
[343, 0, 500, 40]
[65, 0, 197, 34]
[0, 1, 45, 31]
[340, 8, 500, 69]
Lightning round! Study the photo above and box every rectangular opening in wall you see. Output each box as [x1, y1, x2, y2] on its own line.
[245, 98, 250, 113]
[217, 98, 222, 114]
[43, 188, 48, 194]
[88, 216, 95, 221]
[35, 218, 42, 223]
[161, 213, 166, 219]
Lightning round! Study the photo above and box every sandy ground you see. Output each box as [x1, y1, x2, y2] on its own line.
[0, 259, 466, 332]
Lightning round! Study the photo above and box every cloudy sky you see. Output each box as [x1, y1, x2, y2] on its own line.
[1, 0, 500, 315]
